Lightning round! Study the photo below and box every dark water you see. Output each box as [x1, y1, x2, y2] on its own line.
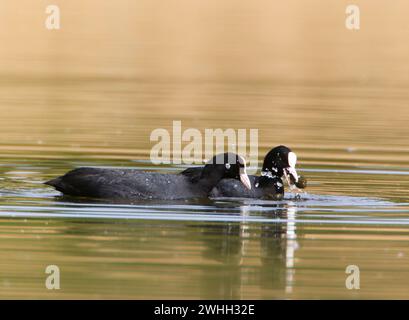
[2, 0, 409, 299]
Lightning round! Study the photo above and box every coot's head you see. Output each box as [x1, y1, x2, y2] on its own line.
[205, 152, 252, 190]
[262, 145, 299, 183]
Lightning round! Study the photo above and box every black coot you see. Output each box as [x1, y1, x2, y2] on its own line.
[180, 145, 305, 200]
[45, 152, 252, 200]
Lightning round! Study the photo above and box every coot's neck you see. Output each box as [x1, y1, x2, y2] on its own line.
[257, 172, 282, 188]
[197, 165, 226, 193]
[260, 169, 280, 179]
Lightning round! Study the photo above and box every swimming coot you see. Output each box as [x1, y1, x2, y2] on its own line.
[180, 145, 305, 200]
[45, 153, 252, 201]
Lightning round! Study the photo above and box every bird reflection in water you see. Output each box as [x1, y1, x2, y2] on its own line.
[197, 203, 299, 299]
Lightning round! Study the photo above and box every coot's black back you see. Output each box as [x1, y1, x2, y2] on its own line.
[45, 167, 199, 200]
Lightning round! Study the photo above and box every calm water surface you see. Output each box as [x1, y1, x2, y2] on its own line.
[1, 0, 409, 299]
[1, 80, 409, 299]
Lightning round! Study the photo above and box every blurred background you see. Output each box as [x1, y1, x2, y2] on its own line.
[1, 0, 409, 151]
[1, 0, 409, 299]
[1, 0, 408, 81]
